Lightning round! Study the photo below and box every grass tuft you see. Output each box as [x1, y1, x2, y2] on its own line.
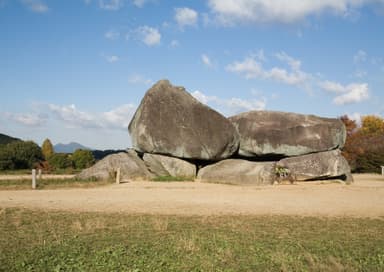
[152, 175, 193, 182]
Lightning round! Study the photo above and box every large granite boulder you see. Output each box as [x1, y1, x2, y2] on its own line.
[143, 153, 196, 179]
[77, 150, 153, 181]
[277, 150, 353, 183]
[128, 80, 239, 161]
[229, 111, 346, 157]
[197, 159, 276, 185]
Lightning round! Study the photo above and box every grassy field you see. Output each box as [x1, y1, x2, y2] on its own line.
[1, 208, 383, 271]
[0, 178, 113, 190]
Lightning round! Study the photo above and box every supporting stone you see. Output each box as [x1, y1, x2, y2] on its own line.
[116, 167, 121, 184]
[32, 169, 36, 189]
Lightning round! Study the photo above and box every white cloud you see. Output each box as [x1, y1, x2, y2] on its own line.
[353, 50, 368, 78]
[275, 51, 301, 71]
[22, 0, 48, 13]
[201, 54, 213, 68]
[48, 104, 100, 128]
[170, 40, 180, 48]
[128, 73, 153, 85]
[319, 80, 346, 94]
[132, 0, 149, 8]
[4, 103, 138, 131]
[84, 0, 92, 4]
[252, 49, 267, 62]
[136, 26, 161, 46]
[47, 103, 137, 130]
[4, 112, 46, 127]
[104, 55, 119, 63]
[105, 29, 120, 40]
[226, 57, 263, 79]
[267, 67, 307, 85]
[99, 0, 123, 10]
[174, 7, 198, 28]
[353, 49, 367, 64]
[102, 104, 137, 129]
[320, 80, 370, 105]
[226, 52, 309, 86]
[207, 0, 382, 25]
[191, 90, 266, 116]
[333, 83, 370, 105]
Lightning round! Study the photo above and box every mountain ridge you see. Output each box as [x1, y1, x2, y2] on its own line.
[54, 142, 92, 153]
[0, 133, 22, 145]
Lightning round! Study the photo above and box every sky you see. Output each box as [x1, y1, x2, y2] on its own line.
[1, 0, 384, 150]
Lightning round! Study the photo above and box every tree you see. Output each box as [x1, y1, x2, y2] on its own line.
[72, 149, 95, 169]
[361, 115, 384, 135]
[340, 115, 357, 136]
[0, 141, 43, 170]
[341, 115, 384, 173]
[42, 138, 54, 160]
[48, 153, 73, 169]
[0, 147, 15, 170]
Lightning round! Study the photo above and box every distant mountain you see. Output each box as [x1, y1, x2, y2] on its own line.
[54, 142, 92, 153]
[0, 133, 21, 145]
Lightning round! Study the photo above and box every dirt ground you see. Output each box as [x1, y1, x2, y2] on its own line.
[0, 174, 383, 218]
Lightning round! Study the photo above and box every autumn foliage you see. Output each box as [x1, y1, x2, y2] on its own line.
[341, 115, 384, 173]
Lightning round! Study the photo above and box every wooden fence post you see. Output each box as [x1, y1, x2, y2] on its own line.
[381, 166, 384, 176]
[116, 167, 121, 184]
[32, 169, 36, 189]
[38, 169, 42, 180]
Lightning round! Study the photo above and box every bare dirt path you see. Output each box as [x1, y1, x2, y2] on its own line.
[1, 174, 383, 218]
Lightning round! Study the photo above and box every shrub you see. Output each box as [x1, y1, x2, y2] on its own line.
[48, 153, 73, 170]
[72, 149, 95, 169]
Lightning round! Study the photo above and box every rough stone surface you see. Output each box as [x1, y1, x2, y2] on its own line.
[277, 150, 353, 182]
[143, 153, 196, 178]
[229, 111, 346, 157]
[197, 159, 276, 185]
[77, 150, 153, 181]
[128, 80, 239, 160]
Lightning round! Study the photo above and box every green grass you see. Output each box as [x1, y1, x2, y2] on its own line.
[152, 175, 193, 182]
[1, 208, 383, 271]
[0, 178, 113, 190]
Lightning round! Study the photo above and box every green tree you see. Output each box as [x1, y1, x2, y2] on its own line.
[72, 149, 95, 169]
[0, 147, 15, 170]
[48, 153, 73, 169]
[0, 141, 43, 170]
[42, 138, 54, 160]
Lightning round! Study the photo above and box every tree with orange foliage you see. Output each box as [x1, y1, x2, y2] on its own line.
[341, 115, 384, 173]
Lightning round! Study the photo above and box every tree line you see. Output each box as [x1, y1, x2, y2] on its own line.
[0, 138, 95, 171]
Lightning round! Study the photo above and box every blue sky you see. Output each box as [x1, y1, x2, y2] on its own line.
[1, 0, 384, 150]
